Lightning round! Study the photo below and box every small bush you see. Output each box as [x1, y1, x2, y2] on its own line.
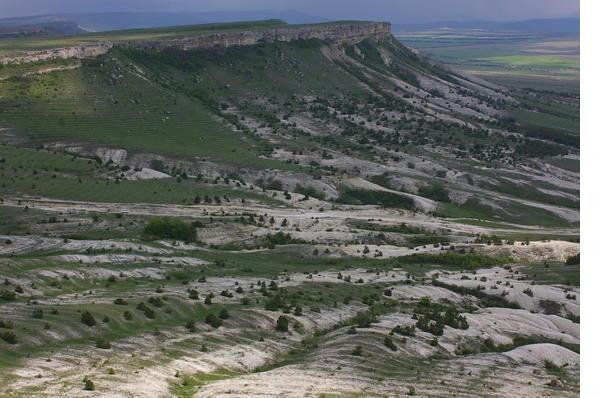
[185, 320, 197, 332]
[95, 339, 111, 349]
[83, 378, 95, 391]
[355, 312, 376, 328]
[0, 289, 16, 301]
[392, 324, 416, 336]
[383, 336, 398, 351]
[81, 311, 96, 327]
[0, 320, 15, 329]
[218, 308, 230, 319]
[544, 359, 561, 371]
[276, 315, 289, 332]
[565, 253, 580, 265]
[0, 330, 17, 344]
[205, 313, 223, 329]
[351, 345, 363, 356]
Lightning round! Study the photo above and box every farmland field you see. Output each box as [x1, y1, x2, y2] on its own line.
[396, 30, 580, 92]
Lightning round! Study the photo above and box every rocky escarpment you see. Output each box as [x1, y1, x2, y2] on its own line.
[1, 22, 390, 65]
[122, 22, 391, 51]
[0, 42, 113, 65]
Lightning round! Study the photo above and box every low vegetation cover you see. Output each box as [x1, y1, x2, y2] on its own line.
[396, 252, 512, 269]
[0, 15, 579, 398]
[144, 218, 196, 241]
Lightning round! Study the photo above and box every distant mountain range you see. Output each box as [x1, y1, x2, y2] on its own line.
[0, 12, 578, 40]
[0, 10, 324, 33]
[394, 17, 579, 35]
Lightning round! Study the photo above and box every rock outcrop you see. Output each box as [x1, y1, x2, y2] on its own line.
[123, 22, 391, 51]
[0, 42, 113, 65]
[1, 22, 390, 65]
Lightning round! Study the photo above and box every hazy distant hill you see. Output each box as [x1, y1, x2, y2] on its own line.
[0, 10, 324, 32]
[394, 17, 579, 35]
[0, 20, 85, 39]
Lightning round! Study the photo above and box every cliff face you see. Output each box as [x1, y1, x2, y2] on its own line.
[0, 43, 113, 65]
[1, 22, 390, 65]
[125, 22, 391, 51]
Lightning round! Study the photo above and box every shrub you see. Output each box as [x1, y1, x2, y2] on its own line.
[123, 311, 133, 321]
[185, 320, 197, 332]
[83, 378, 95, 391]
[265, 231, 295, 246]
[95, 339, 111, 349]
[565, 253, 580, 265]
[205, 313, 223, 329]
[351, 345, 363, 356]
[544, 359, 561, 371]
[355, 312, 376, 328]
[0, 330, 17, 344]
[81, 311, 96, 327]
[264, 295, 285, 311]
[392, 324, 416, 336]
[114, 298, 128, 305]
[0, 320, 14, 329]
[136, 302, 156, 319]
[276, 315, 289, 332]
[144, 218, 195, 241]
[32, 309, 44, 319]
[0, 289, 16, 301]
[218, 308, 230, 319]
[384, 336, 398, 351]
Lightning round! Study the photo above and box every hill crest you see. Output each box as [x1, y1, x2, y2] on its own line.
[0, 20, 391, 64]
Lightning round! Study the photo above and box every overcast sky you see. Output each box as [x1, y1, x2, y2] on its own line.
[0, 0, 580, 22]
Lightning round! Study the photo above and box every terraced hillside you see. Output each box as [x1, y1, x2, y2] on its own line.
[0, 19, 579, 397]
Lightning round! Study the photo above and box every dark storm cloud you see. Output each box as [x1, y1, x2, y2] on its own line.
[0, 0, 580, 22]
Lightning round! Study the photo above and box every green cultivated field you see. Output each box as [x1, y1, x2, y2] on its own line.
[396, 30, 579, 92]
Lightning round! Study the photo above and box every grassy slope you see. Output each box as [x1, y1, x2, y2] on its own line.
[0, 55, 296, 170]
[0, 145, 281, 205]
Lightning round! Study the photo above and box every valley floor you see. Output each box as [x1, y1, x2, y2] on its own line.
[0, 196, 580, 397]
